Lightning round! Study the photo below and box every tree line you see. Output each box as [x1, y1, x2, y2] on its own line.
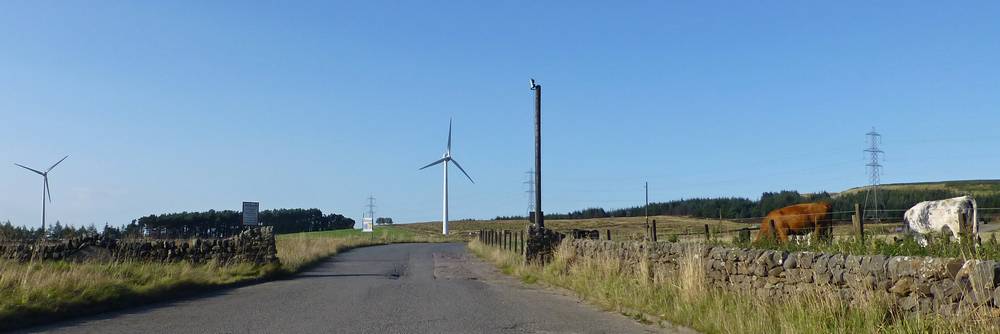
[0, 208, 355, 240]
[137, 208, 354, 238]
[497, 189, 1000, 224]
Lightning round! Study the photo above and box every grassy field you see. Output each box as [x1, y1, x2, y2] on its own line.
[839, 179, 1000, 196]
[404, 215, 1000, 260]
[469, 239, 997, 334]
[0, 226, 439, 331]
[400, 215, 751, 241]
[398, 216, 913, 244]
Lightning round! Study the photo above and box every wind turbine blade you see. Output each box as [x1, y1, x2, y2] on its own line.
[447, 118, 452, 153]
[450, 158, 474, 184]
[45, 177, 52, 203]
[14, 163, 44, 175]
[47, 155, 68, 172]
[419, 157, 447, 170]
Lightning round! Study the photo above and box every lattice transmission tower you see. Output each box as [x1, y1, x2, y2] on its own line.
[366, 194, 377, 220]
[524, 170, 535, 220]
[863, 128, 884, 222]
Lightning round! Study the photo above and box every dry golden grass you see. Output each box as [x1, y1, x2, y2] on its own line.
[469, 239, 1000, 334]
[275, 227, 448, 271]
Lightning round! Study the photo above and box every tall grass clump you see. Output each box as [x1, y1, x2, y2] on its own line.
[469, 239, 998, 333]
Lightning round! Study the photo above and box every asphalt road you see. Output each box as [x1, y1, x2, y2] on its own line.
[25, 243, 680, 334]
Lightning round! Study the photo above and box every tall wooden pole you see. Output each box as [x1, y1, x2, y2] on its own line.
[533, 81, 544, 229]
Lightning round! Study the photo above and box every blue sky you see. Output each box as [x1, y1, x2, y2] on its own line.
[2, 1, 1000, 227]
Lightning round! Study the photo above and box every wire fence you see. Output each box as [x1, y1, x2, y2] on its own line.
[667, 206, 1000, 241]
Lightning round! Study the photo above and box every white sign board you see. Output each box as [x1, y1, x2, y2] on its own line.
[243, 202, 260, 226]
[362, 217, 374, 232]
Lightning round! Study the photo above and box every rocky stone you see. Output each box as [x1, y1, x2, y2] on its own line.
[0, 227, 278, 265]
[563, 239, 1000, 317]
[954, 260, 999, 306]
[798, 252, 815, 269]
[899, 294, 919, 312]
[890, 277, 914, 296]
[782, 253, 797, 270]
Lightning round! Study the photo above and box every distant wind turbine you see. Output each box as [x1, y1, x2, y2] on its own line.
[15, 155, 68, 234]
[419, 119, 474, 235]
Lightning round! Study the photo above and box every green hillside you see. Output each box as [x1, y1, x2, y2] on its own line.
[839, 179, 1000, 196]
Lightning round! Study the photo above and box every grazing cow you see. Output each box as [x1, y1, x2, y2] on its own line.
[903, 196, 978, 246]
[755, 202, 832, 243]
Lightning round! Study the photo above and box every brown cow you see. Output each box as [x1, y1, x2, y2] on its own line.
[755, 202, 832, 243]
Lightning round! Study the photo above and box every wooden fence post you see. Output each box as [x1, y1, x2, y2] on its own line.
[520, 230, 524, 253]
[652, 220, 658, 242]
[704, 224, 710, 241]
[739, 227, 750, 243]
[520, 230, 525, 253]
[606, 229, 611, 241]
[854, 203, 864, 241]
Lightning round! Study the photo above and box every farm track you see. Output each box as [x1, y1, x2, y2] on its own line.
[27, 243, 669, 334]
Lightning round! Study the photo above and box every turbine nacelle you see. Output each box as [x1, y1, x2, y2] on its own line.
[419, 119, 473, 184]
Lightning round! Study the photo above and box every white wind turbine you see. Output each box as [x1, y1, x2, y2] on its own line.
[15, 155, 69, 234]
[419, 119, 474, 235]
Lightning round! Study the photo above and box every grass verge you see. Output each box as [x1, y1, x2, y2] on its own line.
[468, 239, 998, 333]
[0, 226, 440, 331]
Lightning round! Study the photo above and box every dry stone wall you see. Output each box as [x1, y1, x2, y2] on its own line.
[570, 240, 1000, 316]
[0, 227, 278, 265]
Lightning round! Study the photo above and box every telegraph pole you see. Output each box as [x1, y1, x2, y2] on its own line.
[531, 79, 543, 228]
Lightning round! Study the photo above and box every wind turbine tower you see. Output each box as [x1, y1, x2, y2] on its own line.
[15, 155, 69, 233]
[419, 119, 474, 235]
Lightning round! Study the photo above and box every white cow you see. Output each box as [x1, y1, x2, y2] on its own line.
[903, 195, 978, 246]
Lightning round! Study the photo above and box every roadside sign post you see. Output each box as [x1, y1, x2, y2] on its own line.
[242, 202, 260, 227]
[363, 217, 374, 233]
